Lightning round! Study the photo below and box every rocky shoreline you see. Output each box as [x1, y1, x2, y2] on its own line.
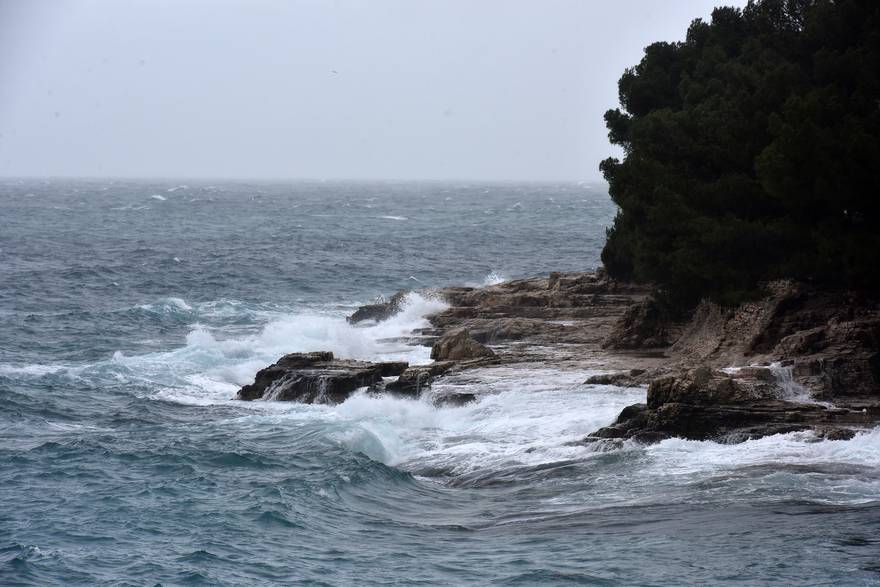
[237, 271, 880, 445]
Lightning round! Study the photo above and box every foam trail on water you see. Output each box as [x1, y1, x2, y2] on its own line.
[341, 369, 636, 472]
[229, 366, 645, 478]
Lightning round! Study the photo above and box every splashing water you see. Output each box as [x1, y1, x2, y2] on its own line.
[768, 362, 822, 404]
[1, 180, 878, 586]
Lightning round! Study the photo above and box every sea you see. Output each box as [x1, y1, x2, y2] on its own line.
[1, 179, 878, 586]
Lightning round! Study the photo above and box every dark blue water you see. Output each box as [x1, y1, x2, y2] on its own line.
[1, 180, 879, 586]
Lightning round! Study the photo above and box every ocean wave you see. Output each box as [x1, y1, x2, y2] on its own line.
[1, 292, 448, 403]
[5, 287, 879, 509]
[135, 297, 193, 313]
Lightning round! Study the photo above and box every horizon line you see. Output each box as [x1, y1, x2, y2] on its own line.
[0, 174, 608, 185]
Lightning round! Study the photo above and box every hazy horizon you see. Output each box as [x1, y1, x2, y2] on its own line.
[0, 174, 609, 184]
[1, 0, 743, 182]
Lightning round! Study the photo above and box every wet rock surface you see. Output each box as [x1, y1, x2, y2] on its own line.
[430, 329, 496, 361]
[384, 361, 455, 396]
[585, 367, 877, 444]
[237, 352, 408, 404]
[242, 270, 879, 442]
[584, 369, 649, 387]
[346, 291, 411, 324]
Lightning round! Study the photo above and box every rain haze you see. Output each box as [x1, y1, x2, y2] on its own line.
[0, 0, 741, 181]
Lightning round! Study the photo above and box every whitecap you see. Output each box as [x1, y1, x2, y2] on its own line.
[327, 367, 644, 474]
[0, 363, 67, 376]
[87, 292, 448, 404]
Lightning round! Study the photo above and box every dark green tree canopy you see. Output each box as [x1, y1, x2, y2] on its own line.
[601, 0, 880, 308]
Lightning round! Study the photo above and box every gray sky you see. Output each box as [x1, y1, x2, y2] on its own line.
[0, 0, 740, 181]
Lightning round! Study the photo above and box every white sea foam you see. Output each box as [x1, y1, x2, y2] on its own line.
[329, 367, 642, 474]
[114, 292, 448, 405]
[135, 297, 193, 313]
[767, 361, 825, 404]
[0, 363, 67, 376]
[648, 427, 880, 473]
[10, 288, 877, 506]
[379, 215, 407, 221]
[150, 194, 166, 201]
[482, 271, 506, 286]
[637, 428, 880, 504]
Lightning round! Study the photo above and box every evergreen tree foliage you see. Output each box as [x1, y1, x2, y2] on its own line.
[601, 0, 880, 308]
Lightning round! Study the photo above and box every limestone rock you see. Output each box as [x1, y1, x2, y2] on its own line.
[237, 351, 407, 404]
[584, 369, 648, 386]
[586, 367, 872, 444]
[385, 361, 455, 396]
[347, 291, 410, 324]
[602, 297, 674, 349]
[430, 329, 496, 361]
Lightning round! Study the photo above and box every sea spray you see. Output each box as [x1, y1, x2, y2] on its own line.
[2, 180, 877, 586]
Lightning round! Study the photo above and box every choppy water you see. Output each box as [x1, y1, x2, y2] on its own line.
[1, 180, 878, 586]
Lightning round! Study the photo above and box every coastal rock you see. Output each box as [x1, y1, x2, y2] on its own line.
[584, 369, 648, 387]
[430, 329, 496, 361]
[587, 366, 873, 444]
[385, 361, 455, 396]
[646, 366, 777, 409]
[342, 270, 878, 442]
[468, 318, 549, 343]
[237, 351, 408, 404]
[348, 271, 655, 354]
[346, 291, 410, 324]
[784, 318, 880, 399]
[432, 392, 478, 407]
[602, 297, 674, 350]
[814, 427, 857, 441]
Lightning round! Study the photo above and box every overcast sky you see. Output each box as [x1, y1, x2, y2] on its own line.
[0, 0, 741, 181]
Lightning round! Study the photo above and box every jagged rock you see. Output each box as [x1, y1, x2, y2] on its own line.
[586, 366, 872, 444]
[469, 318, 549, 343]
[589, 403, 650, 437]
[376, 361, 410, 377]
[347, 291, 410, 324]
[777, 326, 826, 355]
[385, 361, 455, 396]
[243, 271, 879, 443]
[432, 392, 477, 407]
[237, 351, 408, 404]
[646, 366, 777, 409]
[584, 369, 647, 386]
[430, 329, 496, 361]
[814, 427, 857, 441]
[602, 297, 674, 350]
[784, 318, 880, 399]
